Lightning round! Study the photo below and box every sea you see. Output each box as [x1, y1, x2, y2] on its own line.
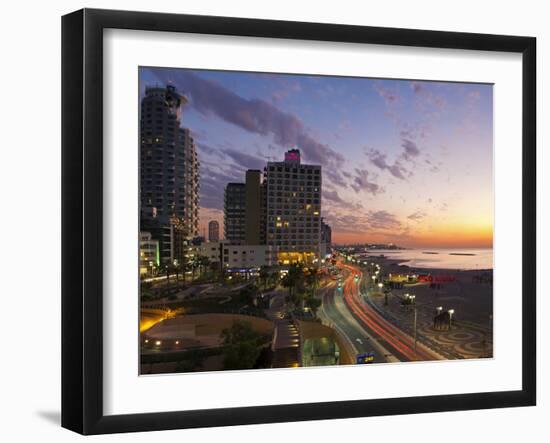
[364, 248, 493, 271]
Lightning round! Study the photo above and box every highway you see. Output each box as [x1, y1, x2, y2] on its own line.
[319, 280, 396, 363]
[338, 261, 442, 362]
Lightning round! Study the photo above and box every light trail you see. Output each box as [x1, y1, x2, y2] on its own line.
[338, 262, 440, 361]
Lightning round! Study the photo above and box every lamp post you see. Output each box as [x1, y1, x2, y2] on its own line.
[448, 308, 455, 329]
[379, 282, 387, 306]
[410, 295, 417, 357]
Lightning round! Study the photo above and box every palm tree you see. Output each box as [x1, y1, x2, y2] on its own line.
[282, 264, 304, 308]
[197, 256, 211, 277]
[259, 265, 270, 290]
[269, 271, 279, 288]
[306, 267, 322, 298]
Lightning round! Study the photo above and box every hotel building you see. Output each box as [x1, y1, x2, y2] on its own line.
[265, 149, 322, 264]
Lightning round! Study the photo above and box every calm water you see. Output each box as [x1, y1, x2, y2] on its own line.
[365, 248, 493, 270]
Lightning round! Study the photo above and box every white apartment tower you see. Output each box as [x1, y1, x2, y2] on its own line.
[265, 149, 322, 264]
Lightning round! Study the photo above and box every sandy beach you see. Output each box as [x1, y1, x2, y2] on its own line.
[365, 255, 493, 328]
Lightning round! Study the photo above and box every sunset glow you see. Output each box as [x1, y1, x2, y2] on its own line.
[140, 68, 493, 248]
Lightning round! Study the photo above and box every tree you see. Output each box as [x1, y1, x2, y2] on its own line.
[191, 258, 199, 281]
[220, 321, 266, 370]
[197, 255, 211, 278]
[238, 284, 259, 306]
[305, 268, 322, 298]
[269, 271, 280, 288]
[282, 264, 304, 307]
[259, 266, 270, 290]
[305, 295, 322, 316]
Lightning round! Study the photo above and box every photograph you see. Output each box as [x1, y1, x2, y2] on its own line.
[138, 66, 494, 375]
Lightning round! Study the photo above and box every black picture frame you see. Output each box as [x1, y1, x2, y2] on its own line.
[61, 8, 537, 435]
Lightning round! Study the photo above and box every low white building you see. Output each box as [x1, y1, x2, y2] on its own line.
[139, 231, 159, 276]
[199, 241, 279, 270]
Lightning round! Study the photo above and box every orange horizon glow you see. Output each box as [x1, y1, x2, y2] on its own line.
[333, 228, 493, 248]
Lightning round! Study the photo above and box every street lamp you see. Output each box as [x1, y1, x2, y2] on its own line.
[413, 303, 418, 357]
[448, 308, 455, 329]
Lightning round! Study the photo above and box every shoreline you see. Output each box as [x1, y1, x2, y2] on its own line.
[359, 247, 493, 272]
[364, 255, 493, 328]
[365, 256, 493, 275]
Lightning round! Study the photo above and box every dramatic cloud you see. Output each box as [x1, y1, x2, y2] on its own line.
[365, 149, 409, 180]
[401, 138, 420, 159]
[323, 188, 364, 212]
[220, 148, 266, 170]
[365, 210, 402, 230]
[323, 189, 347, 205]
[197, 142, 226, 159]
[407, 211, 427, 222]
[327, 210, 401, 234]
[151, 70, 344, 175]
[350, 169, 383, 195]
[324, 169, 348, 188]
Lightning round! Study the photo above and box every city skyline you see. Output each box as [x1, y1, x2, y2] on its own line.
[139, 67, 493, 248]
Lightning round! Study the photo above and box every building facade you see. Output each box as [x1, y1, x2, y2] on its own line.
[224, 183, 246, 243]
[208, 220, 220, 242]
[139, 84, 200, 264]
[265, 149, 322, 264]
[321, 218, 332, 247]
[245, 170, 263, 245]
[139, 231, 159, 276]
[199, 241, 279, 270]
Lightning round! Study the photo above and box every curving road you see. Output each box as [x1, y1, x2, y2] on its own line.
[320, 281, 397, 364]
[338, 261, 442, 362]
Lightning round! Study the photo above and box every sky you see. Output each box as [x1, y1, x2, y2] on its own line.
[139, 67, 494, 248]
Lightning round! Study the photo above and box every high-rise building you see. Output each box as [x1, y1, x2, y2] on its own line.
[321, 218, 332, 247]
[265, 149, 322, 264]
[139, 84, 200, 264]
[208, 220, 220, 242]
[320, 217, 332, 258]
[245, 170, 263, 245]
[224, 183, 246, 243]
